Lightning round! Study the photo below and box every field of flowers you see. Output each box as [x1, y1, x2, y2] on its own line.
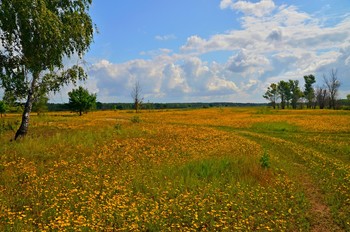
[0, 108, 349, 231]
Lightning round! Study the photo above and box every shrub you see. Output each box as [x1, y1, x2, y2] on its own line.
[131, 116, 141, 123]
[115, 123, 122, 134]
[0, 119, 19, 134]
[260, 150, 270, 169]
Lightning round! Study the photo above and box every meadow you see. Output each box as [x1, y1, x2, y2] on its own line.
[0, 108, 349, 231]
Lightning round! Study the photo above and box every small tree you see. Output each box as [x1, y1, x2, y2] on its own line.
[277, 80, 290, 109]
[289, 80, 303, 109]
[68, 86, 96, 116]
[303, 74, 316, 108]
[263, 83, 279, 109]
[131, 81, 143, 113]
[0, 100, 7, 117]
[324, 69, 341, 109]
[315, 87, 328, 109]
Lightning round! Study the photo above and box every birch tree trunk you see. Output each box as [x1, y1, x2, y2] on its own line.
[14, 74, 37, 140]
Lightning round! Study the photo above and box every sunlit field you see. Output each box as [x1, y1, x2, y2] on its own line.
[0, 108, 349, 231]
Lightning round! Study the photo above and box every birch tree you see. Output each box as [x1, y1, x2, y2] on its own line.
[0, 0, 95, 139]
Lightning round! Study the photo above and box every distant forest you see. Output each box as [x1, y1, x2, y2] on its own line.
[2, 99, 349, 114]
[47, 100, 348, 112]
[47, 102, 268, 112]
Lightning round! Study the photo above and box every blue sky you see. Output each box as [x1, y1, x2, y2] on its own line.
[88, 0, 237, 63]
[56, 0, 350, 103]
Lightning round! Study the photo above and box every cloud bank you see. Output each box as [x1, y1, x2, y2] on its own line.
[72, 0, 350, 103]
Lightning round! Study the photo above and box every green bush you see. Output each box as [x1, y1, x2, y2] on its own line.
[115, 123, 122, 134]
[260, 150, 270, 169]
[131, 116, 141, 123]
[0, 119, 19, 134]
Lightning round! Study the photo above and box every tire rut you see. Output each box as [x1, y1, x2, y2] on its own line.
[294, 163, 343, 232]
[224, 129, 344, 231]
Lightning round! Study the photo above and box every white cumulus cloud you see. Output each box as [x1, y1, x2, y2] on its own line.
[74, 0, 350, 103]
[220, 0, 276, 17]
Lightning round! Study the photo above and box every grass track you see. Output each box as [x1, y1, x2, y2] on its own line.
[232, 129, 346, 231]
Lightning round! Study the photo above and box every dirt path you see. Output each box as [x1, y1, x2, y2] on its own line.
[221, 129, 345, 231]
[295, 164, 343, 232]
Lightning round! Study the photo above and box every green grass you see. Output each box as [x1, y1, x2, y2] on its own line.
[251, 121, 299, 133]
[238, 124, 350, 230]
[0, 109, 349, 231]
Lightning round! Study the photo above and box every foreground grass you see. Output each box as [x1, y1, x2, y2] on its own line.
[0, 108, 349, 231]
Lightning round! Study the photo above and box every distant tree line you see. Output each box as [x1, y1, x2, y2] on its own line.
[46, 102, 267, 112]
[3, 85, 270, 114]
[263, 69, 345, 109]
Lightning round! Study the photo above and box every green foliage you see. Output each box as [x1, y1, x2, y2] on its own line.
[260, 150, 270, 169]
[289, 80, 303, 109]
[179, 158, 233, 181]
[0, 0, 94, 98]
[0, 0, 95, 137]
[0, 101, 7, 117]
[0, 118, 19, 134]
[255, 107, 276, 115]
[264, 74, 341, 110]
[32, 94, 49, 115]
[263, 83, 279, 109]
[303, 74, 316, 108]
[2, 90, 16, 107]
[68, 86, 96, 116]
[252, 121, 299, 133]
[114, 123, 122, 134]
[130, 115, 141, 123]
[277, 80, 291, 109]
